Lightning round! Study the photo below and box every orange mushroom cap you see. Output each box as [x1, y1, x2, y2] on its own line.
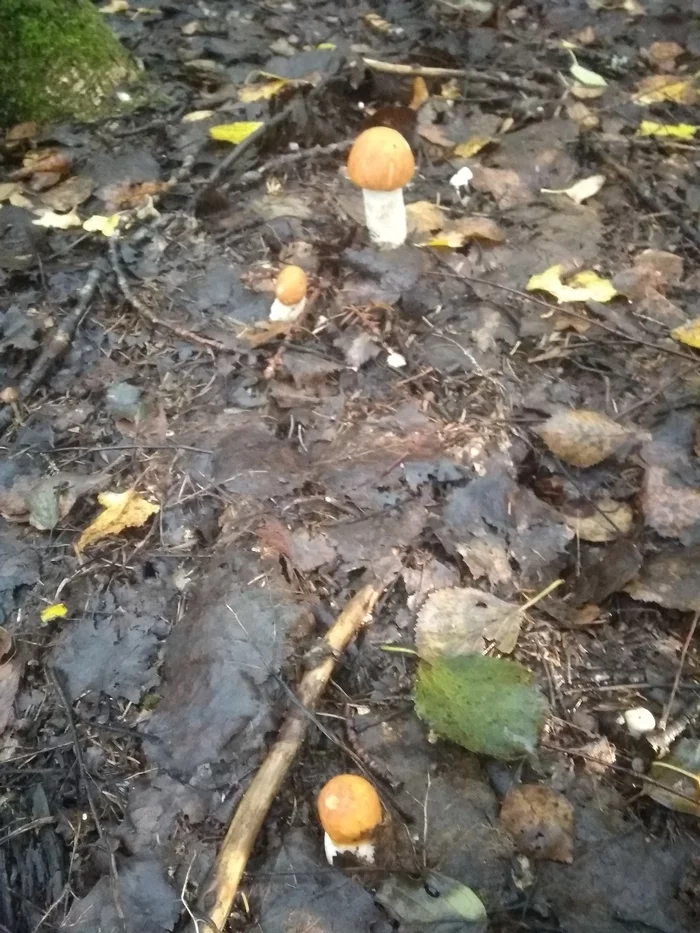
[275, 265, 308, 305]
[347, 126, 415, 192]
[317, 774, 383, 845]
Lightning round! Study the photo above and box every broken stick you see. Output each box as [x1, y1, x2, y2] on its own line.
[194, 584, 381, 932]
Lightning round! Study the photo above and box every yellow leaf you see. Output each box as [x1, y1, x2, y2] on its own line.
[541, 174, 605, 204]
[75, 489, 159, 554]
[638, 120, 698, 139]
[41, 603, 68, 624]
[406, 200, 446, 234]
[409, 76, 429, 111]
[32, 208, 82, 229]
[239, 80, 288, 103]
[100, 0, 129, 11]
[420, 217, 506, 248]
[83, 213, 121, 236]
[633, 74, 698, 105]
[182, 110, 215, 122]
[672, 318, 700, 348]
[209, 122, 264, 144]
[527, 264, 618, 303]
[317, 42, 336, 50]
[454, 135, 494, 158]
[569, 52, 608, 87]
[440, 79, 461, 100]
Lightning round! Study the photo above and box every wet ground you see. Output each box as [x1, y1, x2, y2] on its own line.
[3, 0, 700, 931]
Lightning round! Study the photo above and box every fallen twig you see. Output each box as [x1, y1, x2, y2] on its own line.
[0, 262, 104, 437]
[236, 140, 352, 188]
[194, 584, 381, 933]
[362, 57, 548, 94]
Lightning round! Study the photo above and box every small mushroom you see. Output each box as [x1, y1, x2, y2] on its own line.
[621, 707, 656, 739]
[269, 265, 308, 322]
[0, 386, 22, 423]
[317, 774, 383, 864]
[347, 126, 415, 248]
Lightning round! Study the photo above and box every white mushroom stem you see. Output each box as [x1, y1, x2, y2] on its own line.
[269, 296, 307, 322]
[323, 833, 376, 865]
[362, 187, 407, 248]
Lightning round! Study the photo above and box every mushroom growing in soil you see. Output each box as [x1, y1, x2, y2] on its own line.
[269, 264, 308, 321]
[347, 126, 415, 248]
[317, 774, 383, 864]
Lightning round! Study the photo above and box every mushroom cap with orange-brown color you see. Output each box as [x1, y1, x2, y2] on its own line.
[347, 127, 415, 192]
[275, 265, 308, 305]
[317, 774, 383, 845]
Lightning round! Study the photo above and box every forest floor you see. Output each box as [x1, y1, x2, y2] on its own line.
[3, 1, 700, 931]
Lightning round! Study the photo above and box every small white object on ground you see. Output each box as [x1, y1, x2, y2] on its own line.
[450, 166, 474, 191]
[622, 707, 656, 738]
[387, 350, 406, 369]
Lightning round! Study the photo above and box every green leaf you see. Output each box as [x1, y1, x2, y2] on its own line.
[415, 654, 548, 759]
[376, 870, 487, 927]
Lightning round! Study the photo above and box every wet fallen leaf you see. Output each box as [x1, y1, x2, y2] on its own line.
[406, 200, 446, 234]
[527, 265, 618, 304]
[100, 0, 129, 11]
[672, 318, 700, 349]
[418, 124, 456, 148]
[376, 871, 486, 926]
[647, 740, 700, 816]
[83, 214, 121, 237]
[633, 74, 698, 105]
[454, 135, 495, 158]
[470, 165, 532, 208]
[541, 173, 605, 204]
[420, 216, 506, 248]
[239, 79, 288, 102]
[32, 208, 82, 229]
[569, 52, 607, 87]
[363, 12, 400, 34]
[75, 489, 160, 554]
[647, 41, 684, 72]
[615, 249, 683, 299]
[500, 784, 574, 863]
[642, 463, 700, 541]
[416, 587, 522, 660]
[0, 630, 20, 735]
[209, 122, 263, 144]
[41, 603, 68, 624]
[561, 496, 634, 542]
[569, 84, 606, 100]
[536, 409, 636, 468]
[6, 121, 38, 142]
[39, 175, 94, 211]
[182, 110, 214, 123]
[409, 77, 429, 111]
[638, 121, 697, 139]
[626, 547, 700, 611]
[415, 654, 548, 759]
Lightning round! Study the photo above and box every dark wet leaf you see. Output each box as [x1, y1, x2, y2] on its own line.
[647, 739, 700, 816]
[60, 857, 179, 933]
[415, 654, 548, 759]
[0, 628, 20, 735]
[626, 546, 700, 611]
[376, 870, 487, 927]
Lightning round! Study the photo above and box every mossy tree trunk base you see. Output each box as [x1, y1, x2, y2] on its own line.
[0, 0, 139, 126]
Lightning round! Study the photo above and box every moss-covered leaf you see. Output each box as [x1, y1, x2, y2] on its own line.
[415, 654, 548, 759]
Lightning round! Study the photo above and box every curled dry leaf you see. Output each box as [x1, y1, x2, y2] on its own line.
[527, 265, 618, 304]
[500, 784, 575, 863]
[536, 409, 637, 468]
[75, 489, 160, 554]
[561, 496, 634, 542]
[470, 165, 532, 209]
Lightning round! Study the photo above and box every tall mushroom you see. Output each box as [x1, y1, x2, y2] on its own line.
[317, 774, 383, 864]
[347, 126, 415, 248]
[269, 265, 308, 321]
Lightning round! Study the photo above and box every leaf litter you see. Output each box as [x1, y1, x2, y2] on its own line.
[4, 0, 700, 930]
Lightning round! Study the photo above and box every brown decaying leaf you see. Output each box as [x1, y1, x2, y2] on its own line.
[500, 784, 575, 863]
[642, 464, 700, 540]
[647, 41, 684, 72]
[406, 200, 446, 234]
[561, 496, 634, 542]
[101, 180, 171, 211]
[415, 587, 521, 660]
[625, 547, 700, 611]
[536, 409, 637, 468]
[39, 175, 94, 211]
[470, 165, 532, 209]
[11, 149, 72, 180]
